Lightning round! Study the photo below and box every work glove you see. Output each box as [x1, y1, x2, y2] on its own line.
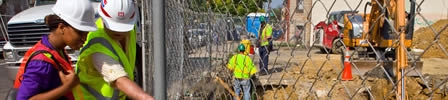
[255, 47, 259, 56]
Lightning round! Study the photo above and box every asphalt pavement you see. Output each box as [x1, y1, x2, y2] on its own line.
[0, 63, 13, 100]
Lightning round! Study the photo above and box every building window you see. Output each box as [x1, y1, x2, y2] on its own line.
[296, 0, 304, 13]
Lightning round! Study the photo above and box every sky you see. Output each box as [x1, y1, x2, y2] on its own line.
[268, 0, 284, 8]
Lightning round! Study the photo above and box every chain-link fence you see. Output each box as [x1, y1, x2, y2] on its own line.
[140, 0, 448, 99]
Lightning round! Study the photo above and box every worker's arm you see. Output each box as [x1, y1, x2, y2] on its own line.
[227, 55, 236, 71]
[18, 61, 78, 100]
[92, 53, 154, 100]
[114, 77, 154, 100]
[29, 71, 79, 100]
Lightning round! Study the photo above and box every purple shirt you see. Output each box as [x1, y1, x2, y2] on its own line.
[17, 35, 68, 100]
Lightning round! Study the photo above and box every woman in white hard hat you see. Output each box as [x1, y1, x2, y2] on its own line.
[74, 0, 154, 99]
[12, 0, 97, 100]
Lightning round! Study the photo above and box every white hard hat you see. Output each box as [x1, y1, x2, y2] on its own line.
[98, 0, 137, 32]
[52, 0, 97, 32]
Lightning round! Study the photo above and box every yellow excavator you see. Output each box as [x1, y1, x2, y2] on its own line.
[342, 0, 422, 77]
[342, 0, 421, 98]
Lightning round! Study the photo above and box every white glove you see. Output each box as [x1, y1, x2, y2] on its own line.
[255, 47, 259, 56]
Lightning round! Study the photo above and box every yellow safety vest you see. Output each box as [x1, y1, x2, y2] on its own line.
[260, 24, 273, 46]
[227, 54, 257, 79]
[73, 18, 136, 100]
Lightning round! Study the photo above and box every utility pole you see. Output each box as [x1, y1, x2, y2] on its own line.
[153, 0, 166, 99]
[284, 0, 290, 42]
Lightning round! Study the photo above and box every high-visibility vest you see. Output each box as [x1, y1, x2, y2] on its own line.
[13, 40, 74, 99]
[260, 24, 273, 46]
[74, 18, 136, 100]
[227, 54, 257, 79]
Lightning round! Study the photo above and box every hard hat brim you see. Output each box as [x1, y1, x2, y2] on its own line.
[54, 12, 98, 32]
[63, 15, 98, 32]
[102, 16, 136, 32]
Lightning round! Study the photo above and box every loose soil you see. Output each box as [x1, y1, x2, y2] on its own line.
[258, 48, 448, 100]
[413, 19, 448, 58]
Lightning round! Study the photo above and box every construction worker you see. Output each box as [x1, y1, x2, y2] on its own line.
[227, 44, 257, 100]
[258, 16, 273, 75]
[11, 0, 97, 99]
[74, 0, 154, 99]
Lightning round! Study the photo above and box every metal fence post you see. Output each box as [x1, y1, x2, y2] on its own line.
[140, 0, 146, 92]
[152, 0, 166, 99]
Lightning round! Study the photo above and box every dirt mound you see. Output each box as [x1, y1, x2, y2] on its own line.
[261, 73, 448, 99]
[413, 19, 448, 58]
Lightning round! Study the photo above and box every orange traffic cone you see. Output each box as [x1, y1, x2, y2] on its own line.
[342, 48, 353, 81]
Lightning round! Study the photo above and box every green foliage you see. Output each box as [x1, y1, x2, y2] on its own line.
[187, 0, 268, 16]
[268, 8, 282, 23]
[188, 0, 208, 12]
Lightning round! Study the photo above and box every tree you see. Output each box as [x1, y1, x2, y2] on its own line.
[269, 8, 282, 22]
[188, 0, 268, 16]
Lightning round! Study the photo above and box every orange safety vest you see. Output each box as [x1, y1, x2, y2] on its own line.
[13, 40, 74, 99]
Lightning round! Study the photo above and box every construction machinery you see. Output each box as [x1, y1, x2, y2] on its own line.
[342, 0, 422, 77]
[342, 1, 422, 98]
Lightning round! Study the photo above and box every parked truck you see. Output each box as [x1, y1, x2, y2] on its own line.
[313, 10, 357, 54]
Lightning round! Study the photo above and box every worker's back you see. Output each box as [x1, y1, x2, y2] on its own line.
[227, 54, 257, 79]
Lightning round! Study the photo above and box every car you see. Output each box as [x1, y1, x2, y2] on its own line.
[187, 29, 209, 48]
[199, 23, 208, 29]
[227, 25, 242, 41]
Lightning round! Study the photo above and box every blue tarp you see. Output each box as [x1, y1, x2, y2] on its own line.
[272, 29, 283, 40]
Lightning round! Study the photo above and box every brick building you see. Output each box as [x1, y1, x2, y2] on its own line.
[282, 0, 313, 47]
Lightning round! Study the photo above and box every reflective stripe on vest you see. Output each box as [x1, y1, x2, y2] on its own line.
[81, 82, 119, 100]
[78, 38, 121, 100]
